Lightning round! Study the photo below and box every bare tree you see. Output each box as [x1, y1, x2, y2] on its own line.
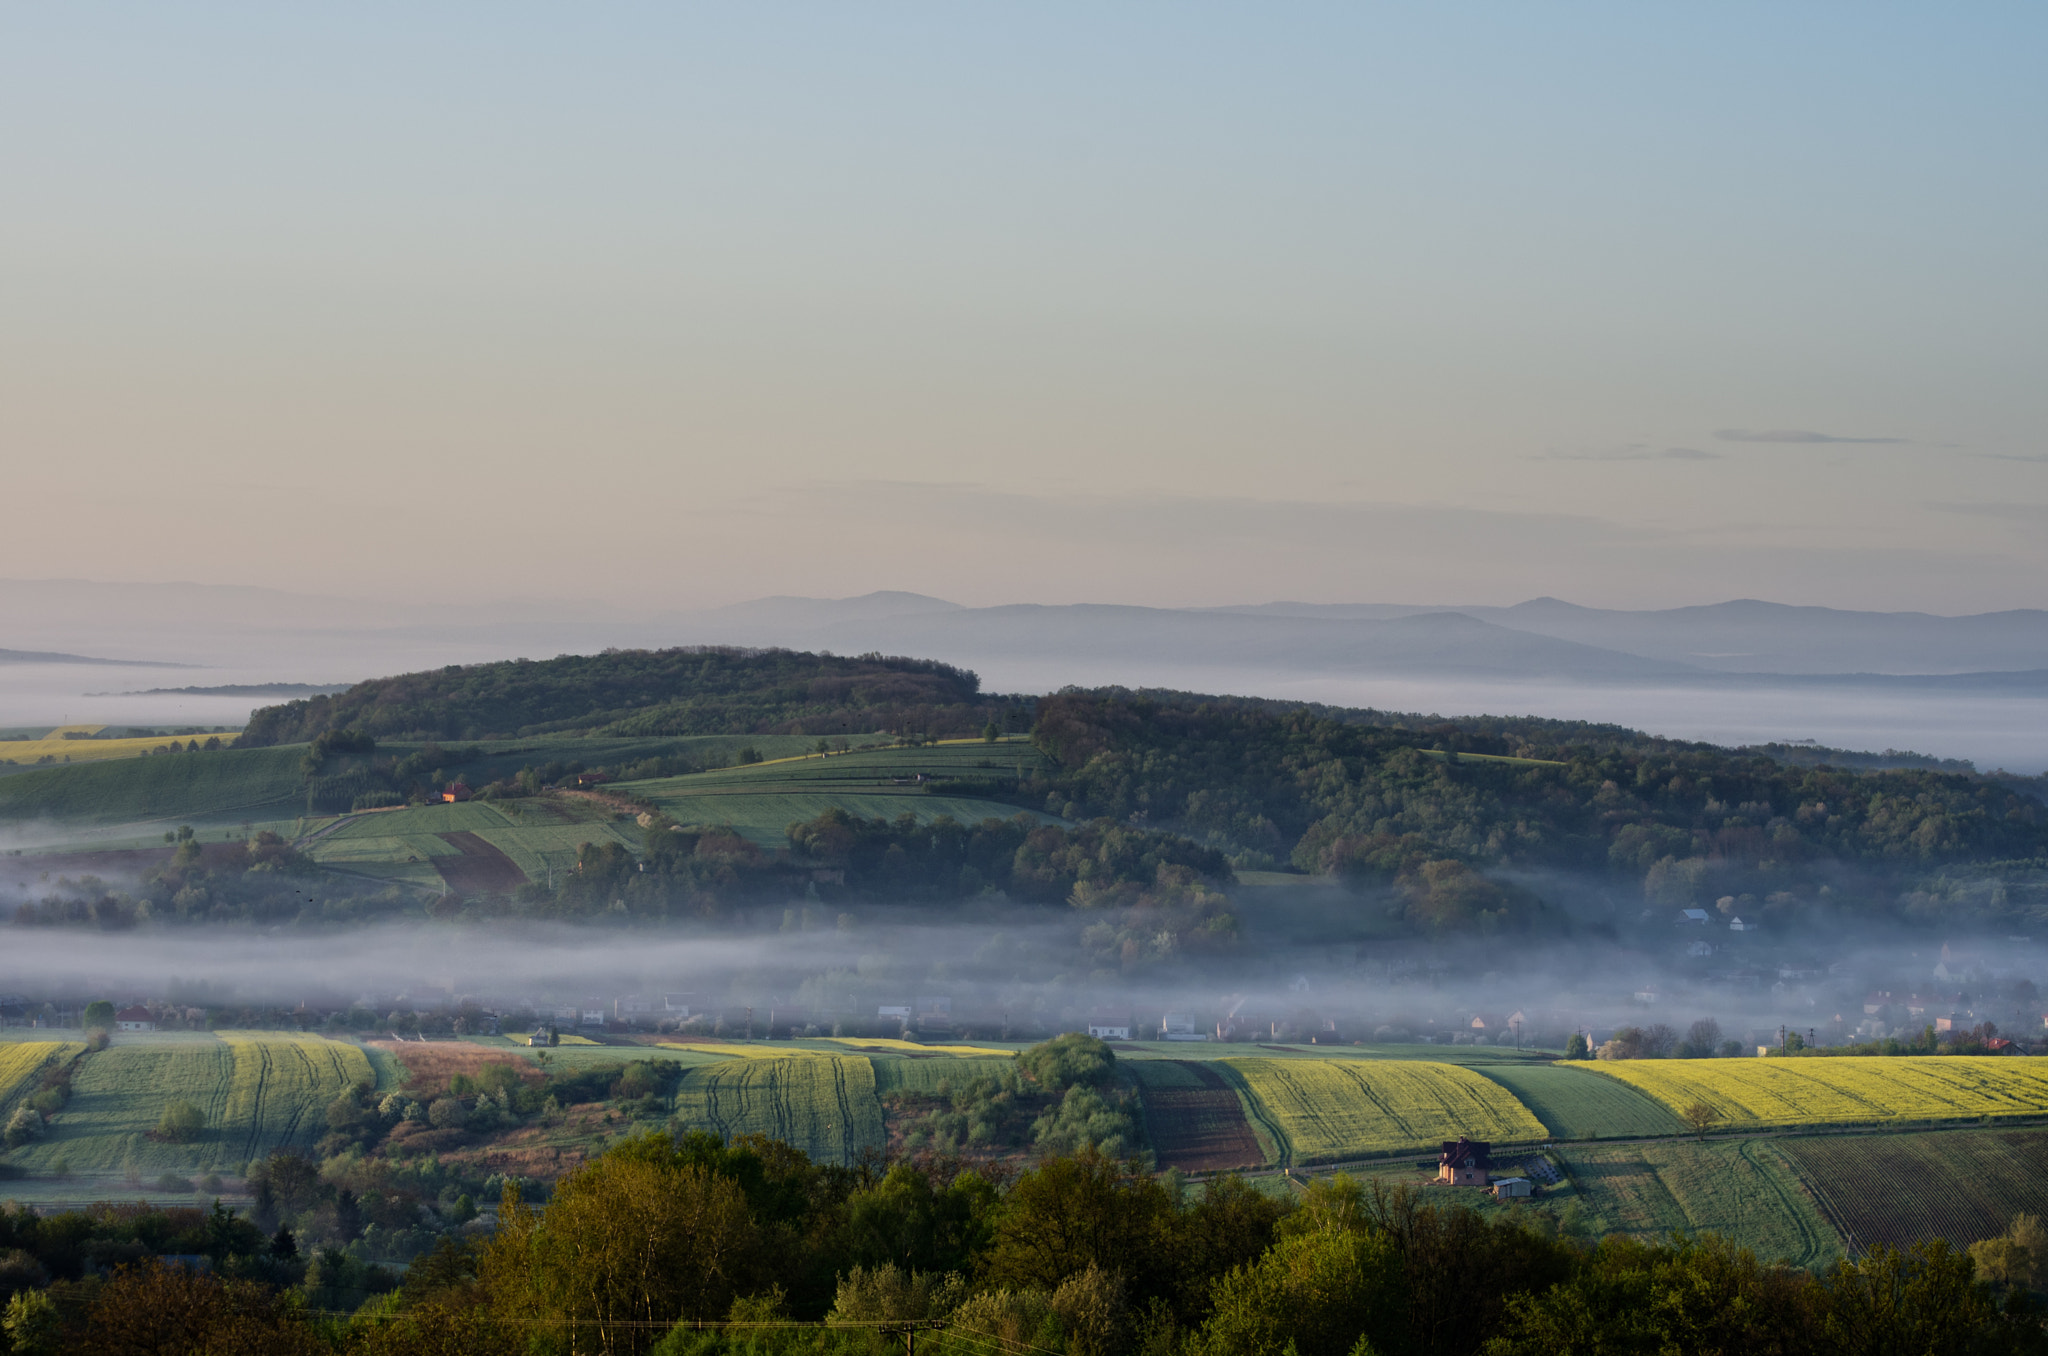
[1681, 1102, 1720, 1141]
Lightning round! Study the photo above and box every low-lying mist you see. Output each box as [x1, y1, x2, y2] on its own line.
[5, 901, 2040, 1057]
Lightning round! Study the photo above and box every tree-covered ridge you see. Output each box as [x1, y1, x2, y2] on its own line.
[1026, 691, 2048, 924]
[239, 648, 1027, 746]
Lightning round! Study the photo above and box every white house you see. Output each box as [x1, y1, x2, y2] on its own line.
[114, 1005, 155, 1033]
[1087, 1009, 1132, 1041]
[1161, 1012, 1207, 1041]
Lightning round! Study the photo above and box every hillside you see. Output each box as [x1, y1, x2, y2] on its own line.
[238, 647, 1029, 744]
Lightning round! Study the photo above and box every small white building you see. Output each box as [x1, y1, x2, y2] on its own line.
[1087, 1010, 1132, 1041]
[878, 1004, 912, 1020]
[580, 1007, 607, 1028]
[1161, 1012, 1207, 1041]
[114, 1005, 155, 1033]
[1492, 1177, 1533, 1200]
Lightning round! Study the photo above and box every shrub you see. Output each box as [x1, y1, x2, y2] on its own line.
[156, 1100, 205, 1142]
[2, 1108, 42, 1149]
[427, 1098, 468, 1131]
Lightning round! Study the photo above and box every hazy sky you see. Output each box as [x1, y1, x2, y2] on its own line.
[3, 4, 2043, 612]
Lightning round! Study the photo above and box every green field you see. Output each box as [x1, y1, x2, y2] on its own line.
[1474, 1063, 1684, 1140]
[618, 739, 1056, 847]
[0, 746, 307, 825]
[303, 796, 643, 885]
[870, 1055, 1015, 1096]
[1779, 1127, 2048, 1253]
[1557, 1139, 1841, 1268]
[1224, 1057, 1546, 1165]
[670, 1055, 885, 1164]
[3, 1033, 375, 1180]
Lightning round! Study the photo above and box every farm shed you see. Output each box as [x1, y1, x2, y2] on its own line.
[1492, 1177, 1533, 1200]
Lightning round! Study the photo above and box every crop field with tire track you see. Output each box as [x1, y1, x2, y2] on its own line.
[4, 1034, 373, 1179]
[1589, 1057, 2048, 1128]
[1225, 1057, 1545, 1164]
[671, 1055, 885, 1164]
[1779, 1128, 2048, 1253]
[1555, 1138, 1841, 1268]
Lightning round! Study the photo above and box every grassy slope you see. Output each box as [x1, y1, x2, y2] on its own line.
[5, 1033, 375, 1179]
[1474, 1064, 1684, 1140]
[0, 747, 306, 826]
[618, 740, 1056, 846]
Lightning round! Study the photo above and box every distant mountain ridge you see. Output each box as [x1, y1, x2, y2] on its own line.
[673, 592, 2048, 684]
[0, 647, 176, 667]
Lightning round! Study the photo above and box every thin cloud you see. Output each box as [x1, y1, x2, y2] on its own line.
[1533, 445, 1722, 462]
[1968, 452, 2048, 464]
[1929, 501, 2048, 521]
[1714, 429, 1908, 445]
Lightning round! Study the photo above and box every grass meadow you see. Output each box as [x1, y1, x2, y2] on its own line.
[1474, 1063, 1685, 1140]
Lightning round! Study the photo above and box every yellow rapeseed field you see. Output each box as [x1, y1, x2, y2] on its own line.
[0, 726, 224, 767]
[1588, 1057, 2048, 1127]
[1225, 1057, 1547, 1163]
[0, 1041, 79, 1106]
[657, 1042, 832, 1060]
[821, 1037, 1015, 1057]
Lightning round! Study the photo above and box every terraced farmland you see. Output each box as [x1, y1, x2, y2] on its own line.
[1780, 1128, 2048, 1253]
[670, 1055, 885, 1164]
[1475, 1063, 1683, 1140]
[1559, 1139, 1841, 1268]
[1589, 1057, 2048, 1128]
[1225, 1057, 1546, 1165]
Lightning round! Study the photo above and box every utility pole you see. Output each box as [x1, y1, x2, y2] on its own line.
[877, 1321, 943, 1354]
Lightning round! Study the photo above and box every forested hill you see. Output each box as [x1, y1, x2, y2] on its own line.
[238, 648, 1028, 745]
[1027, 690, 2048, 929]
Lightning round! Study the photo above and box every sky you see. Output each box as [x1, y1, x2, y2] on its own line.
[2, 3, 2043, 613]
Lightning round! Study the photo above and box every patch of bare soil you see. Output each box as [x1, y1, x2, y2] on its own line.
[432, 831, 527, 892]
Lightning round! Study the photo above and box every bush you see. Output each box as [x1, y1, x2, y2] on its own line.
[427, 1098, 468, 1131]
[2, 1108, 42, 1149]
[156, 1099, 205, 1142]
[156, 1173, 194, 1193]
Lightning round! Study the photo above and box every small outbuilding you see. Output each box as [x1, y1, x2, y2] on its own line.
[1492, 1177, 1533, 1200]
[115, 1005, 155, 1032]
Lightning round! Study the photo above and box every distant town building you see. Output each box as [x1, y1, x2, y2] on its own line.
[442, 781, 472, 803]
[1087, 1010, 1133, 1041]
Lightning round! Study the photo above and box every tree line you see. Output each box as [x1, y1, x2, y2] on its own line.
[6, 1134, 2046, 1356]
